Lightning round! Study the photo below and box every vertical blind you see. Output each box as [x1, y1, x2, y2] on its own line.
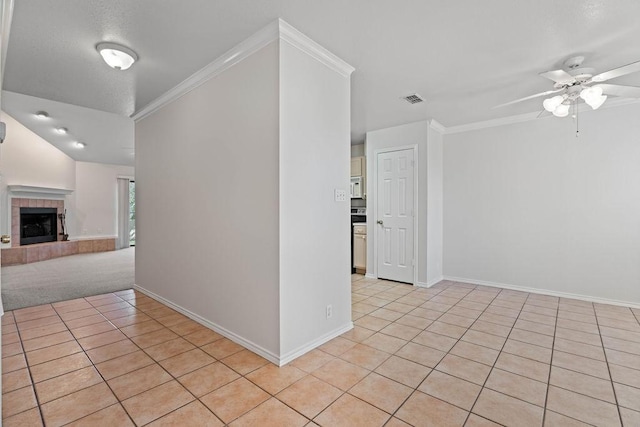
[116, 177, 130, 250]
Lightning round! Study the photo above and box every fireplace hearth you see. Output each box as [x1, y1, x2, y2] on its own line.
[20, 207, 58, 245]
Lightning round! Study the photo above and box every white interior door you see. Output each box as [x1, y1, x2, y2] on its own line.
[376, 148, 415, 283]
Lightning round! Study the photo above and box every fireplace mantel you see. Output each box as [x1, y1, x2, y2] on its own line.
[8, 185, 74, 198]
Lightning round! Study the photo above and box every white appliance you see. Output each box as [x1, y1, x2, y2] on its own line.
[350, 176, 362, 199]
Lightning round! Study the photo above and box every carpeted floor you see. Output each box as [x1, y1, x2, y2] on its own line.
[1, 247, 134, 311]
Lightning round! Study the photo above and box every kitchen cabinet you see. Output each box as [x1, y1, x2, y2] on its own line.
[351, 156, 364, 177]
[351, 156, 366, 199]
[353, 223, 367, 273]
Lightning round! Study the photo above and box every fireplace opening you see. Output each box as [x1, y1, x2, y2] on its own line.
[20, 207, 58, 245]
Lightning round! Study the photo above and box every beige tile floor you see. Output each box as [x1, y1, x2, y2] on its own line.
[2, 276, 640, 426]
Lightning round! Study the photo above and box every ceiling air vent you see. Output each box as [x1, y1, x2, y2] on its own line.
[402, 93, 425, 104]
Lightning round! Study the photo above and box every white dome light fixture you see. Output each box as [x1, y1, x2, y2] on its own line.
[35, 111, 49, 119]
[55, 127, 68, 134]
[579, 86, 607, 110]
[552, 102, 570, 118]
[75, 142, 86, 148]
[96, 42, 138, 70]
[543, 95, 565, 113]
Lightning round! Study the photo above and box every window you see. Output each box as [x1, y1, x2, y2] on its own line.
[129, 181, 136, 246]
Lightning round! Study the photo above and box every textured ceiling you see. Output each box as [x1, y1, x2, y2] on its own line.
[3, 0, 640, 164]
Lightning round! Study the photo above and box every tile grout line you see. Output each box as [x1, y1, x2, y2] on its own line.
[461, 286, 529, 426]
[357, 282, 538, 425]
[365, 280, 455, 425]
[594, 305, 625, 426]
[5, 279, 640, 426]
[7, 311, 48, 426]
[53, 294, 140, 427]
[418, 284, 498, 426]
[372, 286, 564, 424]
[86, 292, 244, 425]
[540, 291, 560, 427]
[358, 280, 634, 426]
[104, 293, 222, 426]
[342, 278, 453, 425]
[102, 292, 316, 425]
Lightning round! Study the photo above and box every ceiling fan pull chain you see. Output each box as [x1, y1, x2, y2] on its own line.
[575, 100, 579, 138]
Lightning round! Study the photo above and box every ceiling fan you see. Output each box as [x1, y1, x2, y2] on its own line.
[496, 56, 640, 117]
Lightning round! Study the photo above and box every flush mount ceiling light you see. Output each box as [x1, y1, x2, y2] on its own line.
[35, 111, 49, 119]
[96, 42, 138, 70]
[55, 127, 68, 134]
[75, 142, 86, 148]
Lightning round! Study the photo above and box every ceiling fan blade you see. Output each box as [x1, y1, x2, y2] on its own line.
[539, 69, 575, 84]
[595, 83, 640, 98]
[536, 109, 551, 119]
[592, 60, 640, 83]
[493, 88, 564, 109]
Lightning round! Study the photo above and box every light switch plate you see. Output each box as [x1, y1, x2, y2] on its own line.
[335, 189, 347, 202]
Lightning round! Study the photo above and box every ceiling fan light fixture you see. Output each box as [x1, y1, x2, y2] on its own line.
[580, 86, 608, 110]
[587, 94, 607, 110]
[543, 95, 565, 112]
[96, 42, 138, 70]
[552, 103, 570, 117]
[579, 86, 603, 102]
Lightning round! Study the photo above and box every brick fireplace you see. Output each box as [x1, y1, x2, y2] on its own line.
[2, 189, 116, 266]
[11, 198, 65, 247]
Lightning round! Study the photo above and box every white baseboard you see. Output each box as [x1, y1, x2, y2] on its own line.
[133, 284, 354, 366]
[133, 284, 280, 365]
[365, 273, 377, 279]
[279, 322, 353, 366]
[416, 276, 443, 288]
[442, 276, 640, 310]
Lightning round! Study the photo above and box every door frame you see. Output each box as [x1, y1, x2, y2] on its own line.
[372, 144, 418, 286]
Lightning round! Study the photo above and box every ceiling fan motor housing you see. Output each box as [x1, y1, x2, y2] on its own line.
[564, 56, 585, 69]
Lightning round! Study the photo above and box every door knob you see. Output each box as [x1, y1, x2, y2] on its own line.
[1, 235, 10, 244]
[376, 220, 383, 225]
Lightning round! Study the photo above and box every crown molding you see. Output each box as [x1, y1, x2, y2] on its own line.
[428, 119, 446, 133]
[133, 19, 353, 122]
[1, 0, 14, 82]
[132, 20, 280, 122]
[444, 111, 541, 135]
[443, 97, 640, 135]
[278, 19, 354, 77]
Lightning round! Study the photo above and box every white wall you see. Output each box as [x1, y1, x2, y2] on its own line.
[136, 42, 281, 358]
[0, 112, 75, 190]
[366, 120, 443, 285]
[73, 161, 134, 239]
[279, 40, 351, 358]
[0, 112, 76, 244]
[426, 126, 443, 284]
[444, 103, 640, 305]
